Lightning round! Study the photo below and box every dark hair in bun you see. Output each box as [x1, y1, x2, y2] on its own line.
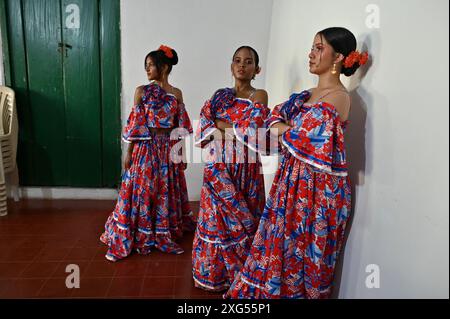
[144, 46, 178, 76]
[318, 27, 359, 76]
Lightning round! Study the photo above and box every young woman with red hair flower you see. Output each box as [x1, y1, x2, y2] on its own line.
[226, 27, 369, 299]
[100, 45, 195, 261]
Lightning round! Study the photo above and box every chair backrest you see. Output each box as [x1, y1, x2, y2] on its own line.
[0, 86, 18, 173]
[0, 86, 15, 136]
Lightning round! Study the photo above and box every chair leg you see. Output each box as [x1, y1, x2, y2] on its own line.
[0, 183, 7, 216]
[0, 153, 6, 216]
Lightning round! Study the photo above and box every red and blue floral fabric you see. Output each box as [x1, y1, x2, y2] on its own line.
[100, 82, 195, 262]
[192, 88, 269, 291]
[226, 90, 352, 299]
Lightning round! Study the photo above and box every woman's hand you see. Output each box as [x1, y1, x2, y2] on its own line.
[124, 152, 132, 171]
[278, 135, 285, 150]
[215, 119, 232, 131]
[215, 120, 235, 140]
[124, 144, 133, 170]
[270, 122, 291, 137]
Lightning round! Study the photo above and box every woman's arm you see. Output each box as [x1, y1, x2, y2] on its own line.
[123, 142, 134, 170]
[124, 86, 144, 169]
[215, 120, 232, 131]
[214, 120, 234, 139]
[252, 89, 269, 106]
[322, 91, 351, 122]
[269, 122, 291, 149]
[269, 122, 291, 137]
[172, 87, 184, 105]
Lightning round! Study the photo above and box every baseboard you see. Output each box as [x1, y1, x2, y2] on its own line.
[9, 187, 119, 200]
[7, 187, 202, 201]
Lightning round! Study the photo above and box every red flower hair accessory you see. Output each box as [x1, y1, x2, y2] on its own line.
[343, 51, 369, 68]
[159, 45, 174, 59]
[359, 52, 369, 66]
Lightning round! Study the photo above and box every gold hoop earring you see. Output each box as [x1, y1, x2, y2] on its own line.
[331, 63, 337, 75]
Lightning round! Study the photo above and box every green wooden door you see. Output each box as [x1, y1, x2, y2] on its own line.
[1, 0, 121, 187]
[62, 0, 102, 187]
[23, 0, 68, 185]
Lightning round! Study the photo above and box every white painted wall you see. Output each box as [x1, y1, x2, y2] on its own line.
[266, 0, 449, 299]
[120, 0, 274, 201]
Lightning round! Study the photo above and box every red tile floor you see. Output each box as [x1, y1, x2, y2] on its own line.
[0, 199, 223, 299]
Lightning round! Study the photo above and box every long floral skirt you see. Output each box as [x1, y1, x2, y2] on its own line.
[225, 150, 351, 298]
[192, 140, 266, 291]
[100, 133, 195, 261]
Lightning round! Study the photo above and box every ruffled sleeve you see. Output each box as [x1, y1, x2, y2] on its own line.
[266, 90, 311, 128]
[233, 101, 270, 154]
[194, 88, 234, 148]
[281, 102, 348, 176]
[263, 90, 311, 154]
[122, 103, 151, 143]
[173, 102, 193, 139]
[194, 99, 219, 148]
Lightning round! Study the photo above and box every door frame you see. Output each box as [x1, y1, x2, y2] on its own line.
[0, 0, 122, 187]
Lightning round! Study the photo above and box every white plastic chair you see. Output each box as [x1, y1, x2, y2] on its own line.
[0, 86, 20, 216]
